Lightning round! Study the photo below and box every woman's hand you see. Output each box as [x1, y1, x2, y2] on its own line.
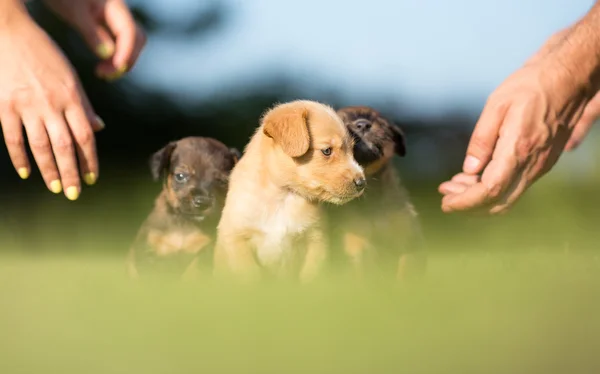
[0, 0, 104, 200]
[42, 0, 146, 80]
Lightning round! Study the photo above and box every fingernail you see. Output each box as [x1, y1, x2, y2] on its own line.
[49, 180, 62, 194]
[65, 186, 80, 201]
[463, 155, 481, 174]
[83, 172, 97, 186]
[105, 64, 128, 82]
[95, 43, 114, 60]
[17, 167, 29, 180]
[95, 115, 106, 131]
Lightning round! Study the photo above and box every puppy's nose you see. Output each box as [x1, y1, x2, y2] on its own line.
[354, 177, 366, 190]
[355, 120, 371, 132]
[192, 195, 211, 209]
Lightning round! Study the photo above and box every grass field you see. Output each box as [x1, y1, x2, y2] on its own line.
[2, 249, 600, 374]
[1, 147, 600, 374]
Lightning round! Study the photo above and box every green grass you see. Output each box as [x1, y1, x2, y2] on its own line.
[2, 146, 600, 373]
[2, 251, 600, 374]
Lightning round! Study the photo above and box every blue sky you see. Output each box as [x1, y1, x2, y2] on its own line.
[130, 0, 593, 117]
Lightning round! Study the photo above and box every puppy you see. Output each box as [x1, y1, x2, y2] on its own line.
[214, 100, 366, 282]
[329, 106, 426, 281]
[128, 136, 240, 279]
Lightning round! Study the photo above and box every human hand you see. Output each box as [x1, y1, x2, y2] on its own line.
[526, 27, 600, 152]
[0, 2, 104, 200]
[42, 0, 146, 81]
[439, 32, 598, 214]
[438, 93, 600, 205]
[564, 89, 600, 151]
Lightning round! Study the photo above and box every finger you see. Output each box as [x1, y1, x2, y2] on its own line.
[442, 153, 520, 213]
[489, 124, 568, 213]
[60, 6, 116, 61]
[22, 114, 62, 194]
[487, 172, 527, 215]
[438, 181, 469, 195]
[437, 172, 480, 195]
[565, 99, 600, 151]
[441, 183, 488, 213]
[129, 24, 147, 67]
[1, 111, 30, 179]
[79, 21, 115, 60]
[450, 173, 481, 185]
[96, 24, 145, 80]
[44, 114, 81, 201]
[463, 99, 508, 174]
[78, 88, 105, 133]
[100, 1, 145, 79]
[64, 105, 99, 186]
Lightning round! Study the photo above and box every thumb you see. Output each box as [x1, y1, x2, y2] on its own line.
[565, 92, 600, 151]
[71, 10, 116, 61]
[463, 102, 506, 174]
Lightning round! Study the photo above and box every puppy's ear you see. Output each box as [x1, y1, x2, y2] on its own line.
[263, 106, 310, 158]
[230, 147, 242, 164]
[149, 142, 176, 181]
[336, 109, 350, 124]
[389, 121, 406, 157]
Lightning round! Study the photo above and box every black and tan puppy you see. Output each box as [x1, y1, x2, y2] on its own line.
[128, 136, 240, 279]
[329, 106, 426, 281]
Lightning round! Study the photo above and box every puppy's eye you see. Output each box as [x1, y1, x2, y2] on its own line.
[321, 147, 332, 157]
[174, 172, 189, 183]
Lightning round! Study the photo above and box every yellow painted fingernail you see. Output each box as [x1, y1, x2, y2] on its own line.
[17, 168, 29, 179]
[105, 64, 128, 81]
[95, 115, 106, 130]
[49, 180, 62, 194]
[83, 172, 96, 186]
[95, 43, 114, 60]
[65, 186, 80, 201]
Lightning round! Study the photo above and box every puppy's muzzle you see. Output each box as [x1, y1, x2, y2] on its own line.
[353, 177, 366, 191]
[354, 119, 371, 133]
[192, 195, 212, 210]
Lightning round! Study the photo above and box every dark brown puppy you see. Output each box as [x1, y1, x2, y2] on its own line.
[128, 136, 240, 279]
[329, 106, 426, 281]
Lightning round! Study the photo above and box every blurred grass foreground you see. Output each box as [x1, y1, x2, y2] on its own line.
[3, 150, 600, 374]
[1, 250, 600, 374]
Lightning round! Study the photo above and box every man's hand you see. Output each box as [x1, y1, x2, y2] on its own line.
[42, 0, 146, 81]
[439, 19, 600, 214]
[564, 89, 600, 151]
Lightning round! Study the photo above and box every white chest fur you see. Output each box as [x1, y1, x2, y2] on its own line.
[251, 193, 318, 267]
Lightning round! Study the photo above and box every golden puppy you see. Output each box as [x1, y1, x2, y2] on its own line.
[329, 106, 426, 281]
[214, 100, 366, 282]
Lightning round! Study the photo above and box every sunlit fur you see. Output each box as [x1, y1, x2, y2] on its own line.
[214, 100, 365, 282]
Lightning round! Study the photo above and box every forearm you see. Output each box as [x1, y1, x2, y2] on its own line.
[553, 1, 600, 92]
